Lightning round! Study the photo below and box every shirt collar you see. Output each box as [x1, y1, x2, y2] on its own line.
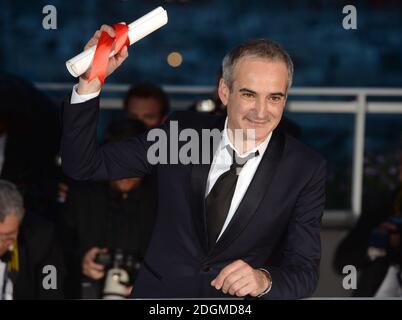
[221, 117, 272, 158]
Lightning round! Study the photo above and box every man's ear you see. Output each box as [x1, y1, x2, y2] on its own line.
[218, 78, 229, 106]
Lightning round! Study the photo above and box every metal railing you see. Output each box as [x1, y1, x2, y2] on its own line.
[36, 83, 402, 227]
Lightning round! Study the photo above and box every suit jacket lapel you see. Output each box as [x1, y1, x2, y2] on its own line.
[209, 127, 286, 257]
[190, 116, 225, 253]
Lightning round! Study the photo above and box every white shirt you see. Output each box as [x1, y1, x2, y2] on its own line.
[206, 118, 272, 241]
[70, 84, 100, 104]
[375, 265, 402, 297]
[0, 260, 13, 300]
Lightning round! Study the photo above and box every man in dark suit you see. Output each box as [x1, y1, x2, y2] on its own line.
[61, 25, 326, 299]
[0, 180, 64, 299]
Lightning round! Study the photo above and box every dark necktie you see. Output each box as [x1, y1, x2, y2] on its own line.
[205, 147, 259, 249]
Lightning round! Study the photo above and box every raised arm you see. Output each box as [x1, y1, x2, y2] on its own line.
[60, 25, 154, 181]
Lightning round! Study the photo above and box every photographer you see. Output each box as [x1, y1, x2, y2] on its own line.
[58, 119, 157, 299]
[334, 151, 402, 297]
[362, 189, 402, 297]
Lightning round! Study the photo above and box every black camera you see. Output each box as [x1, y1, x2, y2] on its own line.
[94, 249, 141, 282]
[80, 249, 141, 299]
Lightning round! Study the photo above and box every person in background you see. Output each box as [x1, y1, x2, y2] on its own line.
[58, 119, 157, 298]
[0, 74, 60, 221]
[0, 180, 64, 299]
[123, 82, 170, 128]
[334, 150, 402, 296]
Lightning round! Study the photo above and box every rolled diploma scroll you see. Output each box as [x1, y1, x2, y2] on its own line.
[65, 6, 168, 77]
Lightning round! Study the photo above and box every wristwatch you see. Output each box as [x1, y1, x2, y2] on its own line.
[257, 268, 273, 297]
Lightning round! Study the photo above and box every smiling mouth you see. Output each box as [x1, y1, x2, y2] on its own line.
[246, 118, 269, 125]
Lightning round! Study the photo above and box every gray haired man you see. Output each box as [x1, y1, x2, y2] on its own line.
[0, 180, 64, 299]
[0, 180, 24, 299]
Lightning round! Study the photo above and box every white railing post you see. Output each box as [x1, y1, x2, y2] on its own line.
[351, 92, 367, 220]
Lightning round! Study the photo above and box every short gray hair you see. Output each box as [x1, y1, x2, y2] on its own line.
[222, 39, 294, 91]
[0, 180, 24, 222]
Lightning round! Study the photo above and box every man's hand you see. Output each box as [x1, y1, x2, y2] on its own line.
[82, 247, 107, 280]
[77, 24, 129, 95]
[211, 260, 271, 297]
[57, 182, 69, 202]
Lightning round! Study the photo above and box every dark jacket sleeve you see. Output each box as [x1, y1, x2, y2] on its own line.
[34, 226, 66, 300]
[14, 213, 65, 300]
[60, 96, 155, 181]
[260, 159, 327, 300]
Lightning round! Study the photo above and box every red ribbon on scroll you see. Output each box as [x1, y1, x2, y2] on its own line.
[88, 23, 130, 85]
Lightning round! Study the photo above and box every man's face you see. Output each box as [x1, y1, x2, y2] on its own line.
[0, 213, 21, 257]
[126, 97, 165, 128]
[218, 56, 288, 146]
